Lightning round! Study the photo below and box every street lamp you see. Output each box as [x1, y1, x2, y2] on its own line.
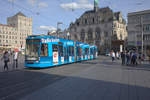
[67, 32, 70, 40]
[141, 16, 144, 54]
[57, 22, 63, 37]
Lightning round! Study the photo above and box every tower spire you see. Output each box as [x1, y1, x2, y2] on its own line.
[94, 0, 99, 12]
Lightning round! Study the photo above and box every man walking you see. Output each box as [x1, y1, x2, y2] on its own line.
[111, 50, 115, 62]
[121, 51, 126, 65]
[13, 51, 18, 69]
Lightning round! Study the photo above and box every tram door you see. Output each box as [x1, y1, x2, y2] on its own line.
[59, 44, 64, 64]
[52, 44, 59, 65]
[74, 43, 77, 62]
[64, 47, 69, 62]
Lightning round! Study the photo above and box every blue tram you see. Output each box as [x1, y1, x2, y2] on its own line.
[25, 35, 98, 68]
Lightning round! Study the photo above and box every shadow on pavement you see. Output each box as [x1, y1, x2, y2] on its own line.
[0, 68, 150, 100]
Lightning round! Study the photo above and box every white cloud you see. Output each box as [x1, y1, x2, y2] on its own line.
[38, 2, 48, 8]
[38, 26, 56, 32]
[60, 0, 93, 10]
[28, 0, 37, 6]
[8, 0, 16, 2]
[79, 0, 89, 4]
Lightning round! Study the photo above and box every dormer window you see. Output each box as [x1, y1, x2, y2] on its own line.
[77, 22, 80, 26]
[85, 19, 87, 24]
[93, 18, 95, 24]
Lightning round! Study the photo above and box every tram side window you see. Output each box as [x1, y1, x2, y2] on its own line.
[40, 44, 48, 57]
[90, 49, 93, 55]
[53, 45, 58, 52]
[83, 48, 85, 56]
[77, 47, 80, 56]
[64, 47, 67, 61]
[77, 47, 82, 56]
[80, 47, 82, 56]
[59, 45, 63, 56]
[71, 46, 74, 56]
[69, 46, 72, 56]
[85, 48, 89, 55]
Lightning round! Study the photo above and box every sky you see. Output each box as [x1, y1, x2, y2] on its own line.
[0, 0, 150, 35]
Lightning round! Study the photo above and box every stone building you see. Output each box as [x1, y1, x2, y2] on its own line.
[128, 9, 150, 55]
[68, 1, 127, 54]
[0, 12, 32, 49]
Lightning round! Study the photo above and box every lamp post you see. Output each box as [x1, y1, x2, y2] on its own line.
[141, 16, 144, 54]
[67, 32, 70, 40]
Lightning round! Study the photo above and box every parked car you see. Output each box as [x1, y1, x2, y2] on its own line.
[106, 53, 110, 56]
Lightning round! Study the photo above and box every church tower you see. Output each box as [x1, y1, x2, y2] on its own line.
[94, 0, 99, 12]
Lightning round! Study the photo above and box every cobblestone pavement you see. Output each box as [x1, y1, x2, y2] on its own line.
[0, 56, 150, 100]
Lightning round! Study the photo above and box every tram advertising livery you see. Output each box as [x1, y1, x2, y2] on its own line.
[25, 35, 98, 68]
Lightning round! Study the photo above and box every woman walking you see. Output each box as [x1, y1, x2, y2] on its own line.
[1, 51, 10, 71]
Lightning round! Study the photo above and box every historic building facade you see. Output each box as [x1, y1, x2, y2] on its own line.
[128, 9, 150, 55]
[0, 12, 32, 49]
[68, 4, 127, 54]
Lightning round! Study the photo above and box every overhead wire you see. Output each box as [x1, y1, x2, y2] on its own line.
[1, 0, 58, 25]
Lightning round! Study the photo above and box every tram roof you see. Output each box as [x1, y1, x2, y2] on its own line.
[26, 35, 97, 48]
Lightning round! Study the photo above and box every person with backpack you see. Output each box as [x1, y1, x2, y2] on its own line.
[132, 52, 137, 66]
[1, 51, 10, 71]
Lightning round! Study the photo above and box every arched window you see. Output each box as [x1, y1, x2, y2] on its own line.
[88, 28, 93, 40]
[74, 34, 78, 40]
[95, 27, 101, 40]
[80, 29, 85, 42]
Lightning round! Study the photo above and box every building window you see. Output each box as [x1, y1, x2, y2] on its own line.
[74, 34, 78, 40]
[95, 27, 101, 40]
[88, 28, 93, 40]
[74, 27, 77, 32]
[80, 29, 85, 42]
[85, 19, 87, 24]
[93, 18, 95, 24]
[77, 22, 80, 26]
[144, 24, 150, 32]
[104, 31, 108, 37]
[120, 34, 122, 40]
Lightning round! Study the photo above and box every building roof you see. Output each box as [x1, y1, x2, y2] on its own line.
[14, 12, 26, 17]
[84, 7, 112, 14]
[128, 9, 150, 16]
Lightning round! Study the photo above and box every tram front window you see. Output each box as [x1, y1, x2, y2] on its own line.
[25, 42, 40, 61]
[40, 44, 48, 57]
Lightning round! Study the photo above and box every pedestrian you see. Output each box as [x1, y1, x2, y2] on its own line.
[132, 52, 137, 66]
[138, 52, 142, 65]
[1, 51, 10, 71]
[116, 51, 119, 60]
[111, 50, 115, 62]
[13, 51, 18, 69]
[149, 55, 150, 64]
[126, 51, 130, 66]
[121, 51, 126, 65]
